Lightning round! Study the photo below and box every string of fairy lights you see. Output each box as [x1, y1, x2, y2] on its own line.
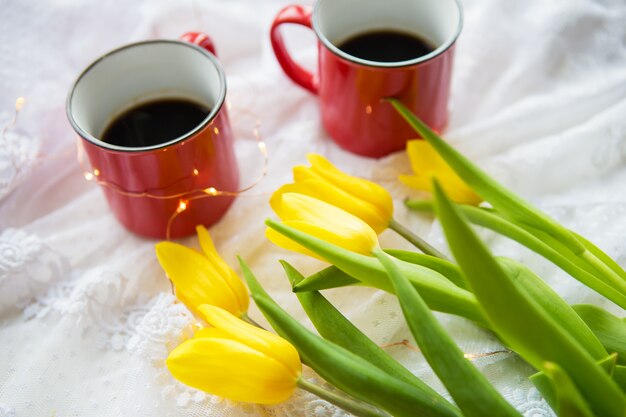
[2, 96, 512, 362]
[0, 96, 268, 240]
[75, 101, 269, 240]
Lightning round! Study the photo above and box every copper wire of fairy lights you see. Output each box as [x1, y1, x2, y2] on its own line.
[76, 101, 269, 240]
[4, 96, 514, 364]
[381, 339, 512, 360]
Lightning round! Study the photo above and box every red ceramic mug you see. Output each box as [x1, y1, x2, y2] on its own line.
[66, 33, 239, 239]
[271, 0, 463, 158]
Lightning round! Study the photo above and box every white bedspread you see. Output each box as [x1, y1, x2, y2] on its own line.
[1, 0, 626, 415]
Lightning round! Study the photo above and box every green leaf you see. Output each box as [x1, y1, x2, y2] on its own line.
[266, 218, 485, 324]
[499, 258, 607, 361]
[281, 260, 459, 415]
[373, 249, 521, 417]
[543, 362, 596, 417]
[405, 200, 626, 310]
[294, 265, 361, 292]
[614, 365, 626, 392]
[531, 354, 618, 413]
[432, 181, 626, 417]
[572, 232, 626, 283]
[384, 249, 467, 289]
[573, 304, 626, 364]
[238, 257, 461, 417]
[389, 98, 585, 255]
[296, 249, 467, 292]
[523, 225, 626, 294]
[529, 371, 558, 412]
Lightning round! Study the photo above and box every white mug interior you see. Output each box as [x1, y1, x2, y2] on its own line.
[67, 40, 226, 151]
[312, 0, 463, 67]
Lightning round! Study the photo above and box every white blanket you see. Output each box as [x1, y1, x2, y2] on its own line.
[1, 0, 625, 415]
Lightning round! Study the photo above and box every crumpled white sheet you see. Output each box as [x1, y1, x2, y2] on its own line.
[1, 0, 626, 416]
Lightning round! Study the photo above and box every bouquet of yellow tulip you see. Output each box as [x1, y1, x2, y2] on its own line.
[155, 101, 626, 417]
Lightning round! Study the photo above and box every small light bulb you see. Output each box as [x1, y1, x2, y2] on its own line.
[15, 97, 25, 111]
[365, 105, 373, 114]
[84, 172, 94, 181]
[192, 168, 199, 176]
[213, 127, 220, 135]
[177, 200, 188, 213]
[204, 187, 218, 196]
[93, 169, 100, 176]
[258, 141, 267, 153]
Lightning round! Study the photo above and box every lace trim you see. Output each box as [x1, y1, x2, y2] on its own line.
[507, 386, 555, 417]
[0, 404, 16, 417]
[0, 228, 67, 313]
[0, 111, 37, 200]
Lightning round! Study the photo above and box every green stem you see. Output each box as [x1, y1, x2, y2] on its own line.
[389, 218, 448, 260]
[406, 199, 626, 310]
[297, 378, 391, 417]
[581, 250, 626, 294]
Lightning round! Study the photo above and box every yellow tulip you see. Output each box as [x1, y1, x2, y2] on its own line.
[166, 304, 301, 404]
[400, 140, 482, 205]
[267, 192, 379, 257]
[155, 225, 249, 318]
[271, 154, 393, 234]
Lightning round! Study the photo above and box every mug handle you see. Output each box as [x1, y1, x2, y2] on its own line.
[180, 31, 218, 56]
[270, 5, 319, 94]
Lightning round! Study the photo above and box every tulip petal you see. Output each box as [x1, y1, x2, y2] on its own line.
[279, 193, 379, 255]
[155, 242, 241, 316]
[196, 225, 229, 277]
[193, 326, 229, 339]
[306, 154, 393, 219]
[406, 140, 450, 175]
[398, 174, 431, 191]
[265, 227, 321, 259]
[166, 337, 297, 404]
[195, 226, 250, 314]
[401, 141, 482, 206]
[197, 304, 301, 379]
[292, 164, 321, 182]
[400, 174, 483, 206]
[287, 219, 378, 257]
[389, 98, 585, 254]
[272, 180, 389, 233]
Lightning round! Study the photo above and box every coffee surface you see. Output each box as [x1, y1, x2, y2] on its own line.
[337, 29, 435, 63]
[101, 98, 210, 147]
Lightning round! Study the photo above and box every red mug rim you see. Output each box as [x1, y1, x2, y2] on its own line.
[66, 39, 227, 153]
[311, 0, 463, 69]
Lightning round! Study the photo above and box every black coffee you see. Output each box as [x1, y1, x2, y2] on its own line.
[338, 30, 435, 63]
[101, 98, 210, 147]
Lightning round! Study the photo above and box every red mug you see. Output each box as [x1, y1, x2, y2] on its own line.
[66, 33, 239, 239]
[271, 0, 463, 158]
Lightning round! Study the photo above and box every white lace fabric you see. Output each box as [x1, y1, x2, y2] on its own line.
[1, 0, 626, 416]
